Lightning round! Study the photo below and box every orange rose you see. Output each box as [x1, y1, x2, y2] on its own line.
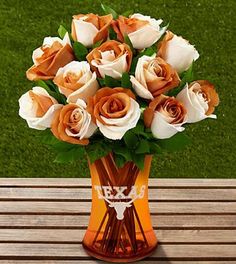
[26, 34, 75, 81]
[86, 40, 132, 79]
[144, 94, 187, 139]
[112, 13, 163, 49]
[130, 56, 180, 100]
[71, 13, 113, 47]
[176, 80, 219, 123]
[51, 99, 96, 145]
[87, 87, 140, 140]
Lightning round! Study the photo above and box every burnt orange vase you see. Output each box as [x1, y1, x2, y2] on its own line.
[82, 153, 158, 262]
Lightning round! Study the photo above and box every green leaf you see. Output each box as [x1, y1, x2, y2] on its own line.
[104, 75, 121, 87]
[114, 154, 126, 168]
[122, 10, 133, 17]
[97, 78, 105, 87]
[101, 3, 118, 19]
[35, 80, 67, 104]
[54, 147, 85, 164]
[150, 142, 162, 154]
[132, 153, 145, 170]
[113, 146, 132, 161]
[158, 133, 191, 152]
[58, 25, 67, 39]
[124, 34, 134, 53]
[124, 130, 139, 149]
[121, 72, 132, 89]
[73, 41, 88, 61]
[168, 63, 194, 97]
[92, 40, 103, 49]
[85, 141, 112, 164]
[135, 139, 150, 154]
[109, 27, 117, 40]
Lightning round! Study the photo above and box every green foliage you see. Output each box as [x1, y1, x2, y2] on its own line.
[98, 73, 132, 89]
[39, 130, 85, 163]
[124, 34, 134, 53]
[121, 72, 132, 89]
[72, 41, 88, 61]
[109, 27, 117, 40]
[122, 10, 133, 17]
[92, 40, 103, 49]
[58, 25, 67, 39]
[101, 3, 118, 19]
[157, 133, 191, 152]
[35, 80, 67, 104]
[85, 140, 112, 164]
[1, 0, 233, 178]
[168, 64, 194, 97]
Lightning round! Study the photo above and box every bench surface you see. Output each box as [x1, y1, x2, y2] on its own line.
[0, 178, 236, 263]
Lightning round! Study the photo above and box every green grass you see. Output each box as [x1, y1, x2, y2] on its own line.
[0, 0, 235, 178]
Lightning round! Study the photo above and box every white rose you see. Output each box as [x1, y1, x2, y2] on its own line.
[86, 40, 132, 80]
[19, 87, 62, 130]
[53, 61, 99, 104]
[128, 13, 164, 49]
[71, 13, 112, 47]
[144, 95, 187, 139]
[130, 55, 180, 100]
[97, 98, 141, 140]
[88, 88, 140, 140]
[158, 31, 199, 74]
[176, 81, 219, 123]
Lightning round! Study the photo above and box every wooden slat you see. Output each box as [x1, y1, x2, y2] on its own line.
[3, 259, 235, 264]
[0, 187, 236, 201]
[4, 262, 236, 264]
[0, 243, 235, 259]
[0, 215, 235, 229]
[0, 201, 236, 214]
[0, 229, 235, 243]
[1, 178, 236, 187]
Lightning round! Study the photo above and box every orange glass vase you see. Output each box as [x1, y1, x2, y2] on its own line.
[82, 153, 158, 262]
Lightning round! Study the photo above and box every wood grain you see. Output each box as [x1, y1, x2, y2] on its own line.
[0, 187, 235, 201]
[0, 178, 235, 262]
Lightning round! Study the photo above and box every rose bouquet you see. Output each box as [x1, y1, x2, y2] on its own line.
[19, 4, 219, 262]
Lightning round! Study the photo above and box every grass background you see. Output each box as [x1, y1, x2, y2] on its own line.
[0, 0, 235, 178]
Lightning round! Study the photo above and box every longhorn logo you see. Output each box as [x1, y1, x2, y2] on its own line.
[94, 185, 146, 220]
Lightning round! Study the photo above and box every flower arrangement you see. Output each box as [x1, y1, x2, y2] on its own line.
[18, 4, 220, 262]
[18, 4, 220, 170]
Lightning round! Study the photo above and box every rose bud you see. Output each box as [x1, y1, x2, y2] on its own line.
[87, 87, 140, 140]
[158, 31, 199, 74]
[51, 99, 96, 145]
[71, 13, 113, 47]
[53, 61, 99, 104]
[144, 95, 187, 139]
[19, 87, 62, 130]
[112, 13, 163, 50]
[176, 80, 219, 123]
[86, 40, 132, 79]
[26, 33, 74, 81]
[130, 56, 180, 100]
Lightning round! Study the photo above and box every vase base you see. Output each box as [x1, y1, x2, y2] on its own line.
[82, 241, 158, 263]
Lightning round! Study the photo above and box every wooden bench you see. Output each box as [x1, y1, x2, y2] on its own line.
[0, 178, 235, 263]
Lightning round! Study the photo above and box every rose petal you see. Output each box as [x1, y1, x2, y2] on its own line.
[130, 76, 153, 100]
[151, 111, 185, 139]
[72, 19, 99, 47]
[128, 25, 162, 49]
[67, 72, 99, 103]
